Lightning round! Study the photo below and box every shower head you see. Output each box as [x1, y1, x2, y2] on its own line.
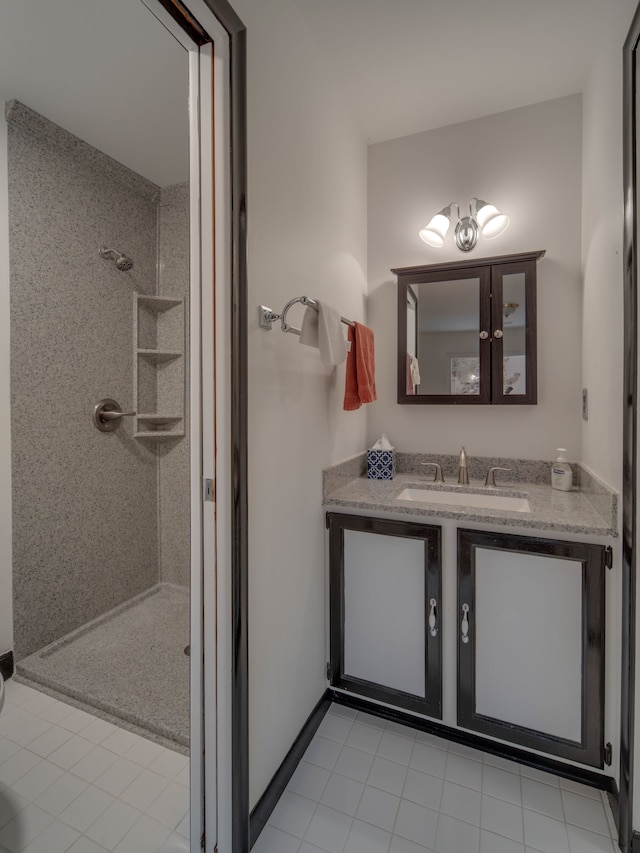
[99, 246, 133, 272]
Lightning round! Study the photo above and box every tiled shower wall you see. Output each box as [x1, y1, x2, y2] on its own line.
[7, 101, 190, 658]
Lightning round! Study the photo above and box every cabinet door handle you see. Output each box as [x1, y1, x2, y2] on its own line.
[461, 603, 470, 644]
[428, 598, 437, 637]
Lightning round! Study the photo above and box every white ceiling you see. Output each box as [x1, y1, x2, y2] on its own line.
[291, 0, 612, 143]
[0, 0, 613, 185]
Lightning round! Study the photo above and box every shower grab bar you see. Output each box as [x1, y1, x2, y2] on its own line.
[258, 295, 355, 336]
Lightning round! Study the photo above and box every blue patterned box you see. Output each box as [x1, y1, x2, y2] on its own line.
[367, 448, 396, 480]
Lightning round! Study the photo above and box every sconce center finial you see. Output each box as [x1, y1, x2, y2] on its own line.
[454, 216, 479, 252]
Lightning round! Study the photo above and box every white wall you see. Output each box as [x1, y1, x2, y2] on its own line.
[367, 96, 583, 462]
[0, 117, 13, 656]
[232, 0, 368, 807]
[582, 2, 636, 494]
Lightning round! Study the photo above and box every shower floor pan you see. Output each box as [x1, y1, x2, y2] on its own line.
[17, 584, 190, 752]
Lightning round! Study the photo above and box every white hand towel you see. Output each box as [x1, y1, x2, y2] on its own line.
[318, 301, 347, 365]
[299, 301, 347, 366]
[299, 306, 319, 348]
[410, 355, 421, 386]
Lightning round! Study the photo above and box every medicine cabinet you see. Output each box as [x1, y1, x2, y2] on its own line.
[395, 250, 545, 405]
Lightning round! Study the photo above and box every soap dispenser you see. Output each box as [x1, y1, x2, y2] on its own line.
[551, 448, 573, 492]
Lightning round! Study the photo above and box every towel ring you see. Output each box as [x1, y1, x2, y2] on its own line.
[258, 295, 355, 336]
[280, 295, 315, 335]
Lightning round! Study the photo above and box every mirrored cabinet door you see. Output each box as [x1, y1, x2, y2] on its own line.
[402, 267, 491, 403]
[490, 259, 538, 404]
[395, 250, 544, 405]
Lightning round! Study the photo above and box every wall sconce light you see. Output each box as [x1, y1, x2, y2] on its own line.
[419, 198, 510, 252]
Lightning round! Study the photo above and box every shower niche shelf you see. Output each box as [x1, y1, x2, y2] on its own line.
[133, 294, 185, 439]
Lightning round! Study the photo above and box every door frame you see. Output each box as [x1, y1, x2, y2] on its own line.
[623, 4, 640, 850]
[145, 1, 247, 851]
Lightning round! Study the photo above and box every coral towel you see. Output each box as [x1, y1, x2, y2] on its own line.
[343, 322, 377, 411]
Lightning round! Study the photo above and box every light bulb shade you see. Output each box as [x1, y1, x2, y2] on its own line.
[475, 199, 510, 240]
[419, 209, 451, 248]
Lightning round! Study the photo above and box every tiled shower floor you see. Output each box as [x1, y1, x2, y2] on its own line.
[16, 585, 190, 751]
[253, 703, 618, 853]
[0, 679, 189, 852]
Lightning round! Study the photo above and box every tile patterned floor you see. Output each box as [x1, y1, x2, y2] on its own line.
[253, 703, 619, 853]
[0, 679, 190, 853]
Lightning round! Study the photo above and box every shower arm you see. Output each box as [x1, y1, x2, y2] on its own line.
[99, 410, 136, 420]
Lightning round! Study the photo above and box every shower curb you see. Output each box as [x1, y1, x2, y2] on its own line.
[13, 671, 188, 756]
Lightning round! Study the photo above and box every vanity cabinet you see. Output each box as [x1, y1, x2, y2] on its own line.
[457, 528, 607, 767]
[327, 513, 443, 719]
[395, 250, 544, 405]
[326, 506, 611, 771]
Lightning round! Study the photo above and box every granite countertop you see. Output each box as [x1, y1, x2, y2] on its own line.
[322, 455, 618, 538]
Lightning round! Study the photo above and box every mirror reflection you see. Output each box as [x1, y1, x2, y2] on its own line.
[408, 277, 482, 396]
[0, 1, 194, 851]
[501, 273, 527, 396]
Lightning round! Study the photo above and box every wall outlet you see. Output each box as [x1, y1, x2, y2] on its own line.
[582, 388, 588, 421]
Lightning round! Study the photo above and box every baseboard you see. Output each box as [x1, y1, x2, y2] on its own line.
[329, 690, 616, 794]
[249, 690, 332, 848]
[0, 651, 14, 681]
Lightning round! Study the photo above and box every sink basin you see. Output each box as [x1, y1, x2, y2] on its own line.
[397, 487, 531, 513]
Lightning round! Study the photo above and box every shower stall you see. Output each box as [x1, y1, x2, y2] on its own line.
[7, 99, 191, 752]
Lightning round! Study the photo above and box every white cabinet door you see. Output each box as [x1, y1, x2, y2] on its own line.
[474, 547, 582, 741]
[457, 529, 606, 767]
[328, 514, 442, 719]
[344, 529, 425, 696]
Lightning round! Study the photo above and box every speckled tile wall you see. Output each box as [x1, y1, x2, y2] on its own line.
[7, 101, 170, 658]
[157, 183, 190, 587]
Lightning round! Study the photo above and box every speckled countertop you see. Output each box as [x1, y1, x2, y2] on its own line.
[322, 453, 618, 538]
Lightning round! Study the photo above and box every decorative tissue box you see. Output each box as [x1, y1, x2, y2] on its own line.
[367, 448, 396, 480]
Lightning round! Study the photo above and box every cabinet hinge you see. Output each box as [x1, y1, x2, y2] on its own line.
[605, 546, 613, 570]
[326, 661, 331, 680]
[604, 742, 612, 766]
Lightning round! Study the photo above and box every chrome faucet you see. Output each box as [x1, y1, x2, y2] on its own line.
[484, 466, 512, 487]
[421, 462, 445, 483]
[458, 446, 469, 485]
